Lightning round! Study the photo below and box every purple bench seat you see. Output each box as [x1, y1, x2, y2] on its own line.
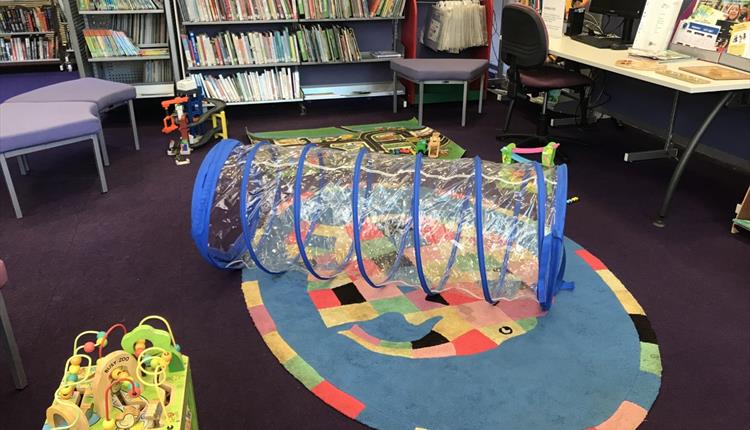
[0, 102, 108, 219]
[5, 78, 140, 153]
[390, 58, 489, 127]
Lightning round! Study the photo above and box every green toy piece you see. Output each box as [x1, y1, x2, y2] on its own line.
[121, 324, 185, 372]
[542, 142, 557, 168]
[415, 139, 428, 155]
[501, 143, 516, 164]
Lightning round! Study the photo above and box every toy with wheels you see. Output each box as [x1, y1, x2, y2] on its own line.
[161, 78, 228, 166]
[42, 316, 198, 430]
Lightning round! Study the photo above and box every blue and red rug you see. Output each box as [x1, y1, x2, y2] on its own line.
[241, 239, 661, 429]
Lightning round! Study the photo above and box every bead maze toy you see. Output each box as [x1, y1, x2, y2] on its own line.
[501, 142, 560, 167]
[161, 78, 228, 166]
[42, 316, 198, 430]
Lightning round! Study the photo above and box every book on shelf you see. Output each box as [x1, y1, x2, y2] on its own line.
[296, 24, 360, 62]
[177, 0, 298, 22]
[0, 35, 58, 61]
[139, 47, 169, 55]
[0, 5, 56, 33]
[84, 29, 143, 57]
[192, 68, 301, 102]
[181, 28, 298, 67]
[368, 0, 406, 18]
[143, 59, 172, 81]
[111, 15, 167, 45]
[78, 0, 163, 11]
[297, 0, 371, 19]
[369, 50, 399, 58]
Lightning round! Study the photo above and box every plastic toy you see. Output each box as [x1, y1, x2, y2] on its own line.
[161, 78, 228, 166]
[191, 140, 572, 311]
[42, 316, 198, 430]
[501, 142, 560, 167]
[414, 139, 427, 155]
[427, 132, 441, 158]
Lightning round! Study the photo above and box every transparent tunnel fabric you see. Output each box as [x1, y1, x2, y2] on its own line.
[192, 139, 571, 310]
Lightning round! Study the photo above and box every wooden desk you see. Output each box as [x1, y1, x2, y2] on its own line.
[549, 37, 750, 226]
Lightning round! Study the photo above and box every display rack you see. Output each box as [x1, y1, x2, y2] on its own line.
[401, 0, 492, 103]
[0, 0, 64, 68]
[62, 0, 180, 98]
[170, 0, 414, 107]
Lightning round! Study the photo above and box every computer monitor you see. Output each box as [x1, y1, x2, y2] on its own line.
[588, 0, 647, 19]
[588, 0, 648, 47]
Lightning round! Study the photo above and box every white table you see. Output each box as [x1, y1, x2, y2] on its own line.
[548, 37, 750, 226]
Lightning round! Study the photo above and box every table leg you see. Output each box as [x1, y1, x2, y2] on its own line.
[1, 154, 22, 219]
[392, 72, 398, 114]
[653, 91, 733, 227]
[625, 90, 680, 162]
[418, 82, 424, 126]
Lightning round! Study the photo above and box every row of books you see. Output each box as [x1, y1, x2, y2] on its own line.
[177, 0, 297, 22]
[297, 24, 359, 62]
[369, 0, 405, 18]
[181, 25, 361, 67]
[78, 0, 162, 11]
[299, 0, 370, 19]
[143, 59, 172, 81]
[84, 29, 139, 57]
[176, 0, 403, 22]
[0, 6, 56, 33]
[110, 15, 167, 45]
[0, 36, 57, 62]
[192, 68, 301, 102]
[182, 28, 299, 67]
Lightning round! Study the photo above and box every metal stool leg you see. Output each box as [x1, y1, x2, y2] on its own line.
[128, 100, 140, 151]
[478, 75, 484, 114]
[418, 82, 424, 126]
[16, 157, 26, 176]
[92, 135, 108, 193]
[98, 129, 110, 167]
[461, 81, 468, 127]
[1, 154, 22, 219]
[0, 289, 27, 389]
[21, 155, 30, 173]
[393, 72, 398, 114]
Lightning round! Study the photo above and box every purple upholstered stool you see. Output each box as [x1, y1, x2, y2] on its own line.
[0, 102, 107, 218]
[0, 259, 27, 389]
[391, 58, 489, 127]
[6, 78, 140, 167]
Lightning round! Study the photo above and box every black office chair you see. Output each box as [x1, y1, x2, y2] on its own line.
[497, 3, 592, 148]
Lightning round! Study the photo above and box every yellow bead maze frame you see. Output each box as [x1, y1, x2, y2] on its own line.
[42, 316, 198, 430]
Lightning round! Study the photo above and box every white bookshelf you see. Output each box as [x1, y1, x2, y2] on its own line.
[171, 0, 406, 107]
[64, 0, 180, 98]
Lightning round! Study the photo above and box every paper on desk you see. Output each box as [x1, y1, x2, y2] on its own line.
[632, 0, 683, 53]
[542, 0, 565, 39]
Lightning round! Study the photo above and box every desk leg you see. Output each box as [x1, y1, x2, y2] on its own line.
[625, 90, 680, 162]
[653, 91, 733, 227]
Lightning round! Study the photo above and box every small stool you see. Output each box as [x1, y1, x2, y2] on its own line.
[391, 59, 489, 127]
[0, 259, 27, 389]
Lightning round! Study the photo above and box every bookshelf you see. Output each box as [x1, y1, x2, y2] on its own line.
[0, 0, 63, 67]
[62, 0, 180, 98]
[171, 0, 411, 107]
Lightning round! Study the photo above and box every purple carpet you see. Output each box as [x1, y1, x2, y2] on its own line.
[0, 95, 748, 429]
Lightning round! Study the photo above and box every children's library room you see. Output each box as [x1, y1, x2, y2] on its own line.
[0, 0, 748, 428]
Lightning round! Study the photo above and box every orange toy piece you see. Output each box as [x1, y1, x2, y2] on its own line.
[161, 96, 189, 134]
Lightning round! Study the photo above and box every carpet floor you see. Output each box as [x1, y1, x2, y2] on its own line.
[0, 93, 748, 429]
